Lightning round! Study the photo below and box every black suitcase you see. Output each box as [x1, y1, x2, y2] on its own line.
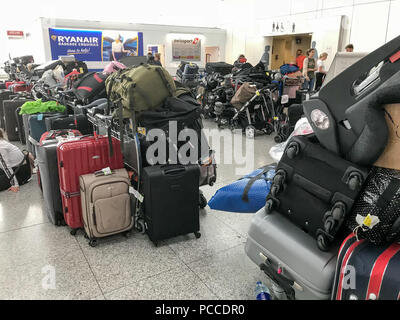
[3, 99, 30, 141]
[266, 135, 369, 251]
[15, 106, 26, 144]
[36, 140, 65, 226]
[0, 90, 13, 129]
[45, 114, 93, 135]
[142, 164, 201, 245]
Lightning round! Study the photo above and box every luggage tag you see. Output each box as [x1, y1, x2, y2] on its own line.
[354, 214, 381, 241]
[37, 114, 43, 121]
[129, 187, 144, 203]
[137, 127, 146, 136]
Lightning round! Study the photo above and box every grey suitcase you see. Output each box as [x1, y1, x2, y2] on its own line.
[22, 114, 34, 155]
[36, 140, 64, 226]
[245, 209, 338, 300]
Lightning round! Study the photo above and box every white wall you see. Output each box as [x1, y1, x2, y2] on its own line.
[220, 0, 400, 67]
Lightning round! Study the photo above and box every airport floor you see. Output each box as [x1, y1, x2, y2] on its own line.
[0, 120, 277, 300]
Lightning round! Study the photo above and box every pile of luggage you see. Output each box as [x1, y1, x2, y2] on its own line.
[1, 59, 216, 248]
[245, 36, 400, 300]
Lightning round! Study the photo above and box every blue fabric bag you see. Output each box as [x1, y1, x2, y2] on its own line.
[280, 64, 299, 75]
[208, 164, 276, 213]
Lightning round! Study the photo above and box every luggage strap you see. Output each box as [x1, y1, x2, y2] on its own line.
[241, 165, 275, 202]
[376, 179, 400, 210]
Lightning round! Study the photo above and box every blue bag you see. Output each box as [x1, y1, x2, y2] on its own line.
[280, 64, 299, 75]
[208, 165, 276, 213]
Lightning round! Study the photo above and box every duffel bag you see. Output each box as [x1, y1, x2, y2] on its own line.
[208, 165, 276, 213]
[106, 64, 176, 118]
[73, 72, 108, 103]
[332, 233, 400, 300]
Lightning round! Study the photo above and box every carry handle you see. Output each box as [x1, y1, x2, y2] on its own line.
[162, 166, 185, 176]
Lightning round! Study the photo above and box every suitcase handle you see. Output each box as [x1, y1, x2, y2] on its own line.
[162, 166, 185, 176]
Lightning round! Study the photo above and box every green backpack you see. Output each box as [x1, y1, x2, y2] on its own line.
[105, 64, 176, 119]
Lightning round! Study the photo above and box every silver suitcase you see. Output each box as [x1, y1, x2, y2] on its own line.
[245, 209, 338, 300]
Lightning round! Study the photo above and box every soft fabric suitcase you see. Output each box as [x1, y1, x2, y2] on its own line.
[45, 114, 93, 135]
[142, 164, 201, 246]
[80, 168, 133, 247]
[28, 113, 64, 142]
[14, 106, 25, 144]
[57, 136, 124, 232]
[332, 234, 400, 300]
[245, 209, 338, 300]
[205, 62, 234, 76]
[3, 99, 28, 141]
[266, 135, 369, 251]
[72, 72, 108, 104]
[0, 90, 14, 129]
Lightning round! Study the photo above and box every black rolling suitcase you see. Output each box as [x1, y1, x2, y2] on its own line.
[266, 135, 369, 251]
[0, 90, 14, 129]
[15, 107, 26, 144]
[45, 114, 93, 135]
[3, 99, 31, 141]
[142, 164, 201, 246]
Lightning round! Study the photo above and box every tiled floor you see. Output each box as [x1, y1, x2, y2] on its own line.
[0, 120, 276, 300]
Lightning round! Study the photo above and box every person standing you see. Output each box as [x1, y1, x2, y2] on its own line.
[296, 49, 306, 71]
[153, 53, 162, 66]
[345, 44, 354, 52]
[315, 52, 328, 91]
[302, 48, 317, 91]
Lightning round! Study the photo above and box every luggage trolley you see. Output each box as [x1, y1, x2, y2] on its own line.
[88, 110, 216, 235]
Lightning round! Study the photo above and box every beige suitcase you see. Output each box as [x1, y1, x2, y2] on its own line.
[80, 168, 134, 247]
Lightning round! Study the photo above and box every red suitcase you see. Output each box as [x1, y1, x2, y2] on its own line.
[5, 81, 24, 89]
[57, 136, 124, 232]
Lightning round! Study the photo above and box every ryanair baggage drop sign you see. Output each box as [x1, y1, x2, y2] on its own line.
[49, 28, 102, 61]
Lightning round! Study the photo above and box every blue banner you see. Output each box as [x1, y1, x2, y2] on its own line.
[49, 28, 102, 61]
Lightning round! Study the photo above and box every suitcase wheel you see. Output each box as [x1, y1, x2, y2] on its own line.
[89, 239, 98, 248]
[123, 231, 131, 238]
[324, 217, 336, 234]
[286, 142, 300, 159]
[265, 199, 275, 214]
[195, 232, 201, 239]
[70, 229, 78, 236]
[317, 234, 330, 252]
[274, 135, 283, 144]
[199, 193, 208, 209]
[332, 204, 346, 221]
[347, 173, 363, 191]
[135, 219, 146, 234]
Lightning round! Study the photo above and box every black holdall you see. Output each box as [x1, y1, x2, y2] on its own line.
[72, 72, 108, 103]
[346, 167, 400, 245]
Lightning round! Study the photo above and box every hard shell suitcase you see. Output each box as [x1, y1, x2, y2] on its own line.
[245, 209, 338, 300]
[266, 135, 369, 251]
[28, 113, 64, 142]
[3, 99, 29, 141]
[0, 90, 13, 129]
[36, 140, 65, 226]
[332, 234, 400, 300]
[15, 106, 25, 144]
[45, 114, 93, 135]
[57, 136, 124, 231]
[142, 164, 201, 245]
[80, 168, 133, 247]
